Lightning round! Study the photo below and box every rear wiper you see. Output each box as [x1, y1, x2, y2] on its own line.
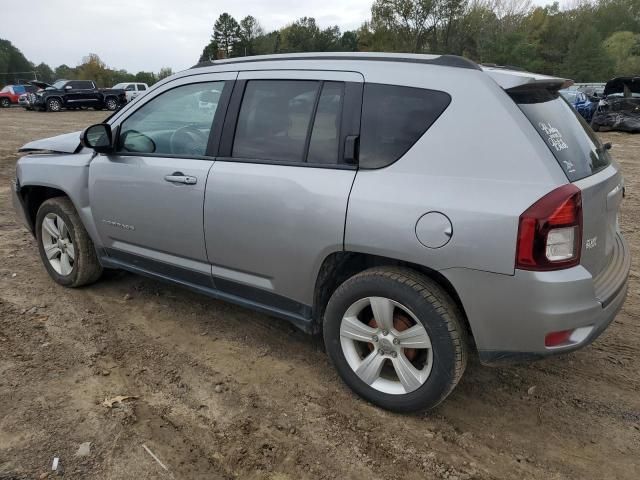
[597, 142, 612, 153]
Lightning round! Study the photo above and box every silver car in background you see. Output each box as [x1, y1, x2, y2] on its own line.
[12, 53, 630, 411]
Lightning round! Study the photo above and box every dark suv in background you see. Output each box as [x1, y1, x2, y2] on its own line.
[26, 80, 127, 112]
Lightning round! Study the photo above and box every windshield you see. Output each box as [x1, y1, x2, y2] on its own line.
[52, 80, 67, 89]
[510, 88, 610, 182]
[113, 83, 125, 89]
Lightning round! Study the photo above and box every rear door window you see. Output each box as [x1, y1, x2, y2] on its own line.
[511, 89, 610, 181]
[232, 80, 319, 163]
[359, 84, 451, 169]
[70, 81, 94, 90]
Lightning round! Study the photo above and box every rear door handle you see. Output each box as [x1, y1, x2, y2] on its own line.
[164, 172, 197, 185]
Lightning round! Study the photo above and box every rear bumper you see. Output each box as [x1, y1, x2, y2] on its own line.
[442, 233, 631, 365]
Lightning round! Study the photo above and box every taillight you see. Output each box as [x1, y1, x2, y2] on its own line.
[516, 184, 582, 270]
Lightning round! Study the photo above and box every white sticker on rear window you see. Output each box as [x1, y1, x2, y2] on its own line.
[538, 121, 569, 152]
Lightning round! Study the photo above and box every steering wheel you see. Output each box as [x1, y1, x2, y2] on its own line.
[169, 125, 208, 155]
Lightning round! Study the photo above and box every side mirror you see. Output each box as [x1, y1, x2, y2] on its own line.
[65, 85, 73, 90]
[81, 123, 113, 154]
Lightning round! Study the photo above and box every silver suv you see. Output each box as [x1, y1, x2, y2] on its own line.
[12, 53, 630, 412]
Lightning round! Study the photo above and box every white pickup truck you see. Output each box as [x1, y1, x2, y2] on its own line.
[112, 82, 149, 103]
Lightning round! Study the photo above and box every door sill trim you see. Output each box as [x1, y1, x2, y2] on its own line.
[99, 253, 314, 333]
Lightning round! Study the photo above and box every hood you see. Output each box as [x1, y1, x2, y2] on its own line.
[604, 76, 640, 97]
[19, 131, 83, 154]
[30, 80, 54, 90]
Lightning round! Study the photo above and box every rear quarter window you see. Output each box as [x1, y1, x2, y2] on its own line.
[510, 89, 610, 181]
[359, 84, 451, 169]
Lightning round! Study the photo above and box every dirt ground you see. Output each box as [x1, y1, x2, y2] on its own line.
[0, 107, 638, 480]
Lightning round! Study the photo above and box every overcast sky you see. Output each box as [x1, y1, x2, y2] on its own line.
[4, 0, 568, 74]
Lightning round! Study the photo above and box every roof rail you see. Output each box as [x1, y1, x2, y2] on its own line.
[191, 53, 481, 71]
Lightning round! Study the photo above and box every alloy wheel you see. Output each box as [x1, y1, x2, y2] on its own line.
[41, 213, 75, 276]
[339, 297, 433, 395]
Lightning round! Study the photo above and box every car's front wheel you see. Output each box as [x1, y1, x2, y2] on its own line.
[46, 98, 62, 112]
[36, 197, 103, 287]
[323, 267, 467, 412]
[0, 98, 10, 108]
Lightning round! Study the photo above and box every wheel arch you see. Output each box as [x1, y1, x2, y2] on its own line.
[19, 185, 71, 234]
[313, 251, 473, 343]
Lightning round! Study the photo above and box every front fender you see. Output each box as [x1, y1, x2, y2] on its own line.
[16, 152, 102, 247]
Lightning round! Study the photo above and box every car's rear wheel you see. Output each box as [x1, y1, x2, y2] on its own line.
[36, 197, 103, 287]
[46, 98, 62, 112]
[323, 267, 467, 412]
[105, 97, 118, 111]
[0, 98, 10, 108]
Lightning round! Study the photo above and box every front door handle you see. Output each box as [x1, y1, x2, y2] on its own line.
[164, 172, 197, 185]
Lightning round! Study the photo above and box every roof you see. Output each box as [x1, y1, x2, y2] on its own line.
[191, 52, 481, 70]
[188, 52, 572, 91]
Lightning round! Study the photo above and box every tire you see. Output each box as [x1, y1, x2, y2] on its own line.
[46, 97, 62, 112]
[323, 266, 467, 412]
[105, 97, 118, 111]
[36, 197, 103, 287]
[591, 122, 600, 132]
[0, 98, 10, 108]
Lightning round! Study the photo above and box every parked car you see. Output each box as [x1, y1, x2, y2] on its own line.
[15, 85, 39, 109]
[560, 89, 596, 121]
[25, 79, 127, 112]
[113, 82, 149, 103]
[591, 76, 640, 132]
[12, 53, 630, 412]
[0, 84, 32, 107]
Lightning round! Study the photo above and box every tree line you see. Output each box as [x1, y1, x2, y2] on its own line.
[199, 0, 640, 82]
[2, 0, 638, 88]
[0, 40, 172, 87]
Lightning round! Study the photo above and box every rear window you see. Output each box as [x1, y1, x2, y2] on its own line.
[359, 84, 451, 169]
[511, 89, 610, 182]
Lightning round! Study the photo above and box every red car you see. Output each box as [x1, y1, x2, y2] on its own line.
[0, 84, 29, 107]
